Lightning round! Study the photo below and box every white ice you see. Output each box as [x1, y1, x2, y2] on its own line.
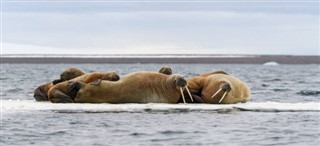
[1, 100, 319, 113]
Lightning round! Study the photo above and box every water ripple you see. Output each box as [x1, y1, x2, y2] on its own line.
[159, 130, 187, 135]
[297, 90, 320, 96]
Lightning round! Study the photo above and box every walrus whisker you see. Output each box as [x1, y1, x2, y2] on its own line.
[211, 88, 222, 98]
[180, 87, 186, 104]
[219, 91, 228, 104]
[185, 86, 194, 102]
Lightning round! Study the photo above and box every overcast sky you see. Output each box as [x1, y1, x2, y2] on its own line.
[1, 0, 319, 55]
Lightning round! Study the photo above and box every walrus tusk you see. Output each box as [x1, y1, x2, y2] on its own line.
[180, 87, 186, 104]
[219, 91, 228, 104]
[211, 88, 222, 98]
[185, 86, 194, 102]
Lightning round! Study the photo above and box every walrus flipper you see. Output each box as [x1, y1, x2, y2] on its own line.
[50, 90, 75, 103]
[52, 79, 64, 85]
[67, 82, 83, 99]
[34, 86, 48, 101]
[191, 94, 204, 103]
[89, 79, 101, 85]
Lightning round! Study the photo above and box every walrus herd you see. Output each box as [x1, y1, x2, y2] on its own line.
[34, 66, 250, 104]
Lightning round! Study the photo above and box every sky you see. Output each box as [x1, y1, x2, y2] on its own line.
[1, 0, 319, 55]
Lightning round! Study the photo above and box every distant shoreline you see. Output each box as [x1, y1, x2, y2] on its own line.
[1, 55, 319, 64]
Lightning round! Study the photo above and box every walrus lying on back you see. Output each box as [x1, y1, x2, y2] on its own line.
[34, 67, 86, 101]
[48, 71, 120, 103]
[188, 72, 251, 104]
[57, 71, 189, 103]
[159, 66, 251, 104]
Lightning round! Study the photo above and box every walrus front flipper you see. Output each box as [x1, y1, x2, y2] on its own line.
[67, 82, 83, 99]
[34, 85, 48, 101]
[50, 90, 74, 103]
[159, 65, 172, 75]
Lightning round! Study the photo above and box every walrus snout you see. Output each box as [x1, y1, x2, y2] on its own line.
[174, 76, 187, 87]
[221, 82, 231, 91]
[34, 85, 48, 101]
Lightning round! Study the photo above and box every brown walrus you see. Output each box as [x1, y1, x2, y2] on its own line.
[34, 67, 86, 101]
[199, 73, 250, 104]
[48, 71, 120, 103]
[187, 71, 250, 104]
[64, 71, 189, 103]
[158, 66, 250, 104]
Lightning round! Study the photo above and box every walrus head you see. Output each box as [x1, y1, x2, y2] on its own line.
[210, 81, 232, 103]
[159, 65, 172, 75]
[60, 67, 86, 81]
[173, 76, 187, 88]
[34, 84, 48, 101]
[172, 75, 194, 104]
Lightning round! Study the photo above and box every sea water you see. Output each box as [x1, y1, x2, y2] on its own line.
[1, 64, 319, 146]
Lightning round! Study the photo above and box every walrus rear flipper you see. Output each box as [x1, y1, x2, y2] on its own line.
[50, 90, 75, 103]
[34, 86, 49, 101]
[52, 79, 64, 85]
[89, 79, 101, 85]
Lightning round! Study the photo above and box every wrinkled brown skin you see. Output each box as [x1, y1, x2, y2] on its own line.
[175, 70, 229, 103]
[72, 71, 187, 103]
[48, 72, 120, 103]
[186, 71, 251, 104]
[33, 67, 85, 101]
[157, 66, 230, 103]
[200, 74, 250, 104]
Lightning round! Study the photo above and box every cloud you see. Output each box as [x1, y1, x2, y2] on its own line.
[2, 4, 319, 55]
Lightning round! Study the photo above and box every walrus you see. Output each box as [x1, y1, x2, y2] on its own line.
[199, 73, 251, 104]
[48, 71, 120, 103]
[185, 71, 250, 104]
[34, 67, 86, 101]
[158, 66, 250, 104]
[61, 71, 190, 103]
[53, 67, 86, 84]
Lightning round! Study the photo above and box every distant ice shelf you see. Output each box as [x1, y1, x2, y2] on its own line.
[263, 62, 280, 66]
